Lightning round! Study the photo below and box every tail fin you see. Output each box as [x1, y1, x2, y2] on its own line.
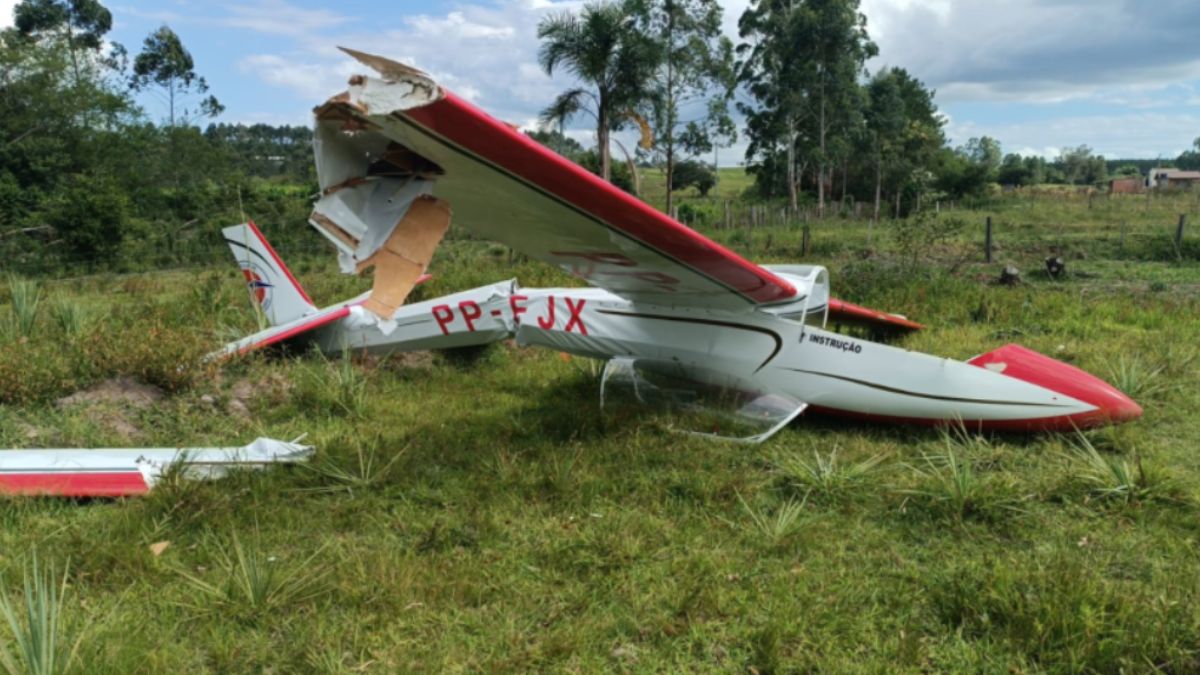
[222, 221, 316, 326]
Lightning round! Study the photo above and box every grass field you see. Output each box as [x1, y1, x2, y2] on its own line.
[0, 192, 1198, 672]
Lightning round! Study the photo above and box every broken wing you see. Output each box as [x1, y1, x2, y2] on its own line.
[309, 48, 799, 313]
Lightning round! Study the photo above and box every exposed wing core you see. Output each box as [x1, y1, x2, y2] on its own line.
[313, 52, 798, 311]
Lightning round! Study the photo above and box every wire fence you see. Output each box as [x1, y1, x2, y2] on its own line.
[2, 190, 1197, 282]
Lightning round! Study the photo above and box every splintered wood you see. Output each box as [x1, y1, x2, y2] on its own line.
[357, 195, 451, 318]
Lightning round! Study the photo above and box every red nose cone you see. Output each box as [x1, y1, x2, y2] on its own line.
[969, 344, 1142, 430]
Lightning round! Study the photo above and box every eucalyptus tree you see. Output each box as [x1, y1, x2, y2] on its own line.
[131, 25, 223, 127]
[538, 2, 660, 183]
[737, 1, 807, 209]
[862, 69, 905, 220]
[738, 0, 875, 216]
[14, 0, 112, 84]
[629, 0, 735, 213]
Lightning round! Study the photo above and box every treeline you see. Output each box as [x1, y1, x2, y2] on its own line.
[3, 0, 1197, 275]
[537, 0, 1200, 216]
[0, 0, 315, 273]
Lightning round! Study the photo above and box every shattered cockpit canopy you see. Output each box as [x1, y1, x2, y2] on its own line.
[601, 358, 808, 443]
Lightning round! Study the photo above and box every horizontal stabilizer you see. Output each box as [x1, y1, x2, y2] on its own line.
[827, 298, 923, 334]
[211, 305, 353, 360]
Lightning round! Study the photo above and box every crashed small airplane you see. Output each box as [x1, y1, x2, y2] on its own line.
[217, 47, 1140, 442]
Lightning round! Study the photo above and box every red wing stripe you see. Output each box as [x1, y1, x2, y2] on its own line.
[401, 94, 796, 305]
[246, 220, 315, 305]
[0, 472, 150, 497]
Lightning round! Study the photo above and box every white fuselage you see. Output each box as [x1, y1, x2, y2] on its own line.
[310, 280, 1101, 430]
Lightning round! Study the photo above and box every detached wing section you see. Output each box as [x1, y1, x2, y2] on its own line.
[309, 48, 797, 313]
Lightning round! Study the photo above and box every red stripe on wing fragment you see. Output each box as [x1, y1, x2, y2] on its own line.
[0, 472, 150, 497]
[402, 94, 796, 305]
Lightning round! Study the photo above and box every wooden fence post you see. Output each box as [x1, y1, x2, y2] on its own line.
[802, 224, 811, 257]
[1119, 220, 1127, 255]
[1176, 214, 1187, 258]
[985, 216, 993, 263]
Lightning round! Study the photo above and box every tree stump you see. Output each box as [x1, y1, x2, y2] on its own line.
[998, 265, 1022, 286]
[1044, 256, 1066, 279]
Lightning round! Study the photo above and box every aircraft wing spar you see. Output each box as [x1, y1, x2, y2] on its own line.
[309, 48, 799, 313]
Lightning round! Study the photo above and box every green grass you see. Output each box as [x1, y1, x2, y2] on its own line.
[0, 193, 1197, 671]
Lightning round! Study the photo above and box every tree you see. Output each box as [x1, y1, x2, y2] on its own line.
[961, 136, 1002, 178]
[1058, 144, 1106, 185]
[998, 153, 1042, 186]
[796, 0, 875, 217]
[862, 69, 904, 220]
[1177, 138, 1200, 171]
[46, 174, 129, 262]
[1113, 164, 1142, 178]
[872, 67, 941, 215]
[14, 0, 112, 84]
[526, 129, 586, 159]
[630, 0, 734, 214]
[537, 2, 660, 183]
[130, 25, 222, 126]
[670, 158, 716, 196]
[738, 0, 876, 216]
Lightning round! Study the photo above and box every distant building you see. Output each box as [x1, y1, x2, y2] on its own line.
[1146, 168, 1200, 190]
[1110, 177, 1142, 194]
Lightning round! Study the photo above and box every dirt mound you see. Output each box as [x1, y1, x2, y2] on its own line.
[56, 377, 165, 410]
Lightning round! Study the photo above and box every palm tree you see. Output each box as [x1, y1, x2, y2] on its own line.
[538, 2, 660, 183]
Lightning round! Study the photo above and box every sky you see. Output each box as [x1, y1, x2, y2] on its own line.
[2, 0, 1198, 162]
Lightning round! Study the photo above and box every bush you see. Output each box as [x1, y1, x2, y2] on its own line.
[671, 160, 717, 197]
[577, 150, 635, 193]
[46, 177, 131, 265]
[676, 201, 720, 228]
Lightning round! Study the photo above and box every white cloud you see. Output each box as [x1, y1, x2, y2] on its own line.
[222, 0, 354, 38]
[860, 0, 1200, 104]
[406, 11, 515, 39]
[238, 53, 362, 101]
[947, 112, 1200, 159]
[233, 0, 581, 124]
[0, 0, 17, 29]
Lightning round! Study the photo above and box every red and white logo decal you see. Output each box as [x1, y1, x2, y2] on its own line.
[240, 263, 274, 310]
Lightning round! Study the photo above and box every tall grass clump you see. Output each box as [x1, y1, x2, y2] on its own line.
[900, 429, 1025, 523]
[772, 447, 885, 502]
[47, 299, 88, 341]
[177, 531, 328, 621]
[301, 437, 403, 496]
[732, 492, 807, 545]
[0, 554, 85, 675]
[1107, 356, 1171, 401]
[296, 349, 370, 418]
[1068, 432, 1169, 505]
[4, 275, 42, 339]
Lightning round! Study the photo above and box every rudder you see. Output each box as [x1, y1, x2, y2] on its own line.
[222, 221, 316, 326]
